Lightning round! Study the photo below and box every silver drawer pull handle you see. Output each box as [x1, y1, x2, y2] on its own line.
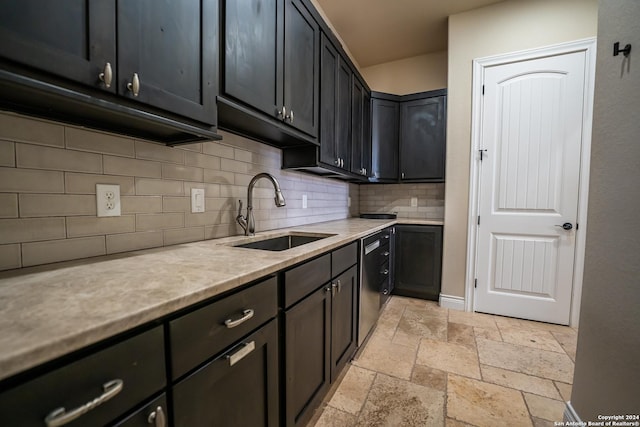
[382, 269, 389, 275]
[224, 309, 254, 328]
[44, 379, 123, 427]
[382, 251, 390, 257]
[147, 406, 166, 427]
[127, 73, 140, 97]
[227, 341, 256, 366]
[98, 62, 112, 88]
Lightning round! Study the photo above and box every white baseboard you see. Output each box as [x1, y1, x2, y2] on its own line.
[439, 294, 465, 311]
[564, 401, 582, 424]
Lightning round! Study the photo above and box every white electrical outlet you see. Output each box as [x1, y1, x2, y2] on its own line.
[191, 188, 205, 213]
[96, 184, 121, 217]
[302, 194, 308, 209]
[410, 197, 418, 207]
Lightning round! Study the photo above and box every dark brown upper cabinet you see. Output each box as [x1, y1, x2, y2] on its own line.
[219, 0, 320, 147]
[399, 91, 446, 182]
[319, 35, 351, 172]
[371, 94, 400, 181]
[370, 89, 446, 183]
[350, 77, 371, 177]
[0, 0, 221, 145]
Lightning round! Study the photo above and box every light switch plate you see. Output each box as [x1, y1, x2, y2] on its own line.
[411, 197, 418, 207]
[96, 184, 121, 217]
[191, 188, 205, 213]
[302, 194, 308, 209]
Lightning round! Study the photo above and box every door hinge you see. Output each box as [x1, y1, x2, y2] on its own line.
[482, 85, 485, 95]
[477, 216, 480, 226]
[474, 278, 477, 288]
[479, 149, 487, 161]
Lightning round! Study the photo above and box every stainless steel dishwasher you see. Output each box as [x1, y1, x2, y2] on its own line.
[359, 230, 385, 346]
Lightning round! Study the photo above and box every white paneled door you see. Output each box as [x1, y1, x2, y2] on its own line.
[474, 50, 587, 325]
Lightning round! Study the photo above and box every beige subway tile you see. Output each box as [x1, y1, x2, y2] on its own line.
[66, 127, 135, 157]
[121, 196, 163, 214]
[0, 217, 66, 244]
[135, 178, 183, 196]
[0, 140, 15, 166]
[163, 197, 190, 212]
[103, 155, 161, 178]
[22, 236, 105, 267]
[204, 197, 234, 211]
[234, 149, 254, 163]
[184, 182, 220, 197]
[19, 194, 96, 217]
[106, 231, 164, 254]
[0, 113, 64, 147]
[163, 227, 204, 246]
[205, 223, 235, 239]
[0, 244, 21, 270]
[135, 140, 184, 164]
[203, 169, 234, 185]
[177, 143, 203, 153]
[0, 167, 64, 193]
[136, 213, 183, 231]
[161, 163, 203, 182]
[184, 151, 221, 170]
[0, 194, 18, 218]
[16, 143, 102, 173]
[220, 158, 248, 174]
[65, 173, 135, 195]
[203, 141, 234, 159]
[185, 211, 220, 227]
[67, 215, 136, 237]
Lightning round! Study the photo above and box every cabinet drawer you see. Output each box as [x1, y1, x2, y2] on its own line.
[169, 276, 278, 380]
[0, 327, 165, 427]
[284, 254, 331, 308]
[332, 242, 358, 276]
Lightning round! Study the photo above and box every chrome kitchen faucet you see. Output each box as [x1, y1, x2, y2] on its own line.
[236, 173, 286, 236]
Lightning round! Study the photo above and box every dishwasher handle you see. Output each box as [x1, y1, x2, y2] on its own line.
[364, 239, 380, 255]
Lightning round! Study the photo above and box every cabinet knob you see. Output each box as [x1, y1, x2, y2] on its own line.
[401, 172, 405, 179]
[127, 73, 140, 97]
[278, 106, 286, 119]
[285, 109, 294, 123]
[98, 62, 113, 88]
[147, 406, 166, 427]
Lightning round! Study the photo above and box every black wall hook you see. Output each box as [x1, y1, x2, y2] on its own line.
[613, 42, 632, 57]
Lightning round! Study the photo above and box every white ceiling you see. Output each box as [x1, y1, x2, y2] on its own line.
[315, 0, 505, 68]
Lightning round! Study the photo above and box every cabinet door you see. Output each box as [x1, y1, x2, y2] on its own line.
[285, 285, 331, 427]
[336, 59, 352, 169]
[330, 265, 357, 382]
[350, 78, 364, 174]
[0, 0, 115, 92]
[319, 34, 338, 166]
[283, 0, 319, 137]
[399, 95, 446, 181]
[117, 0, 217, 124]
[172, 319, 279, 427]
[371, 98, 399, 180]
[394, 225, 443, 301]
[223, 0, 283, 119]
[362, 90, 372, 177]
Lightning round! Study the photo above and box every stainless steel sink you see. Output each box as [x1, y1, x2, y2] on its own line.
[231, 233, 335, 251]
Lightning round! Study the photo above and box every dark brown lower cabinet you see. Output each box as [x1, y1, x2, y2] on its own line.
[394, 225, 443, 301]
[115, 394, 167, 427]
[172, 319, 279, 427]
[330, 265, 357, 382]
[285, 285, 331, 427]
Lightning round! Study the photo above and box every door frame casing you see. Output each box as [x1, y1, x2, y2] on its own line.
[465, 38, 596, 327]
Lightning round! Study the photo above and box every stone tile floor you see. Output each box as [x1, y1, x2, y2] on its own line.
[308, 296, 578, 427]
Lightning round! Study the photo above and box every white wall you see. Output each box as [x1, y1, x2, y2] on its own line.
[442, 0, 598, 298]
[570, 0, 640, 420]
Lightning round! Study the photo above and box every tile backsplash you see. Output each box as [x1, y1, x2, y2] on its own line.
[0, 111, 357, 271]
[359, 183, 445, 219]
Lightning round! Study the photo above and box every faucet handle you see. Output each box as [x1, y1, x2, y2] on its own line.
[237, 200, 243, 217]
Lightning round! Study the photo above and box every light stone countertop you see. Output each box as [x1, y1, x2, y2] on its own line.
[0, 217, 443, 382]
